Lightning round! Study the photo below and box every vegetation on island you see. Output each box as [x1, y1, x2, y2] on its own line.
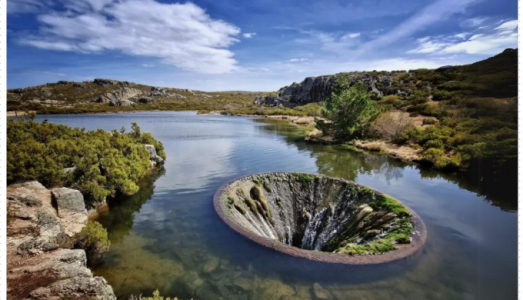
[7, 117, 165, 206]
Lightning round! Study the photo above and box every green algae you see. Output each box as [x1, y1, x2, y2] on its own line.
[371, 194, 410, 217]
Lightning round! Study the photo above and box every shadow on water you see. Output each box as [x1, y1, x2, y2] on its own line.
[255, 118, 517, 211]
[95, 167, 167, 244]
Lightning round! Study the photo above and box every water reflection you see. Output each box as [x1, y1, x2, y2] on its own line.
[34, 113, 516, 300]
[257, 118, 517, 211]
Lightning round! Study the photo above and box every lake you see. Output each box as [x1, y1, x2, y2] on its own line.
[34, 111, 517, 300]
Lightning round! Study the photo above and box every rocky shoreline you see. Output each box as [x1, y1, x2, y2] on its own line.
[6, 141, 165, 299]
[7, 181, 116, 300]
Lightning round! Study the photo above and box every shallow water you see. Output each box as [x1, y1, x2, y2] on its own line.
[35, 112, 517, 300]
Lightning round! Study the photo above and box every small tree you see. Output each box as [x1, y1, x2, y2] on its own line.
[321, 78, 378, 140]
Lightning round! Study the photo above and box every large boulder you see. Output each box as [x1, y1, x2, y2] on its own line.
[51, 188, 88, 237]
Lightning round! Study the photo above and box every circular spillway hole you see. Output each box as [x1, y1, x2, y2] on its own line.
[214, 173, 426, 265]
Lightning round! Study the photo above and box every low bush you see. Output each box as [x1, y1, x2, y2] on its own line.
[72, 220, 110, 264]
[370, 111, 414, 142]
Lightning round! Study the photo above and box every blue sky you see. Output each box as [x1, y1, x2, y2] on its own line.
[7, 0, 518, 91]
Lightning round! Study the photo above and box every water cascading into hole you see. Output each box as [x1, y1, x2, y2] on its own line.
[215, 173, 427, 264]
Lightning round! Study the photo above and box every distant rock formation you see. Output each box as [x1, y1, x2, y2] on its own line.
[150, 86, 186, 98]
[254, 72, 411, 107]
[98, 87, 144, 106]
[7, 181, 116, 300]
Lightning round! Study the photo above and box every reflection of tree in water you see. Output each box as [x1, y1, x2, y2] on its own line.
[96, 167, 166, 244]
[419, 166, 517, 211]
[258, 120, 405, 183]
[258, 118, 516, 211]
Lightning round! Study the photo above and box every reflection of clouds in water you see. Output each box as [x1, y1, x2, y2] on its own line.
[156, 138, 236, 192]
[357, 167, 484, 244]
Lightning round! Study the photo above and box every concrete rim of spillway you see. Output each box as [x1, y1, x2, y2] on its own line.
[214, 172, 427, 265]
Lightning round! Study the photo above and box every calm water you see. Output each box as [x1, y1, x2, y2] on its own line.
[35, 112, 517, 300]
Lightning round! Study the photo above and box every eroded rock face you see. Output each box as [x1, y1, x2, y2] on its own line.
[216, 173, 424, 261]
[7, 182, 116, 300]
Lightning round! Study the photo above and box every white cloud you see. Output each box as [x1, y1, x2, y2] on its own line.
[408, 40, 449, 54]
[442, 32, 517, 55]
[19, 0, 241, 74]
[243, 32, 256, 38]
[408, 20, 518, 56]
[288, 58, 307, 62]
[460, 17, 487, 28]
[468, 34, 483, 40]
[494, 20, 518, 33]
[7, 0, 51, 14]
[453, 32, 470, 39]
[344, 32, 361, 38]
[360, 0, 480, 54]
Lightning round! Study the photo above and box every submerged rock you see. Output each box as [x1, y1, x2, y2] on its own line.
[313, 283, 330, 300]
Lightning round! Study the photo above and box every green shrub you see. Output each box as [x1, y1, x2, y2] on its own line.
[7, 119, 164, 205]
[422, 118, 438, 125]
[73, 220, 110, 264]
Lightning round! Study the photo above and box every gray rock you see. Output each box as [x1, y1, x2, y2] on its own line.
[98, 87, 143, 106]
[51, 188, 86, 216]
[11, 180, 48, 191]
[51, 188, 88, 237]
[145, 144, 164, 165]
[253, 96, 296, 108]
[150, 86, 186, 98]
[118, 99, 135, 107]
[254, 72, 412, 106]
[28, 276, 116, 300]
[93, 78, 120, 87]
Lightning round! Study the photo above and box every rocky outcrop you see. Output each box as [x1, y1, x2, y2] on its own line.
[253, 96, 296, 108]
[150, 86, 186, 98]
[7, 182, 116, 300]
[146, 144, 164, 167]
[93, 78, 135, 87]
[254, 72, 411, 106]
[98, 87, 143, 106]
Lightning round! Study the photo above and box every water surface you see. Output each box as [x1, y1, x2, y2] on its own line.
[35, 112, 517, 300]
